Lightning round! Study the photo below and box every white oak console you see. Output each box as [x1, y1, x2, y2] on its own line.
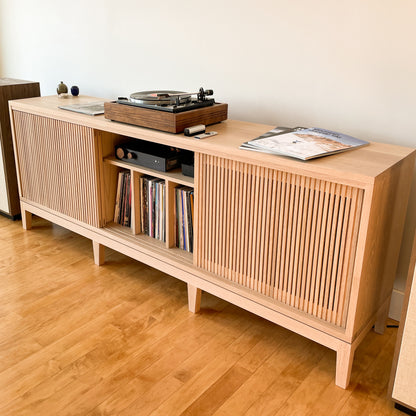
[9, 95, 416, 388]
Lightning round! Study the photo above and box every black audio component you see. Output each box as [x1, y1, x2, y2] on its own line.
[115, 140, 183, 172]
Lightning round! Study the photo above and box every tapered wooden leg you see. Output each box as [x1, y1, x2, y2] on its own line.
[335, 343, 354, 389]
[21, 208, 32, 230]
[93, 241, 105, 266]
[187, 284, 202, 313]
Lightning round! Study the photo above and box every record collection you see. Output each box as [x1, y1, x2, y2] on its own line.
[113, 171, 131, 227]
[140, 176, 166, 242]
[175, 186, 194, 253]
[113, 173, 194, 252]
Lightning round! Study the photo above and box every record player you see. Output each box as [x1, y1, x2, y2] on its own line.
[104, 87, 228, 133]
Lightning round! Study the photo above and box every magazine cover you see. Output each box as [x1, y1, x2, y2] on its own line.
[59, 102, 105, 116]
[240, 127, 369, 160]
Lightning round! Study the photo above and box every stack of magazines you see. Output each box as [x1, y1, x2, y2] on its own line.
[240, 127, 369, 160]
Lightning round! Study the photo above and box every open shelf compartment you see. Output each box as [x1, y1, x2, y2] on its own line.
[100, 136, 195, 254]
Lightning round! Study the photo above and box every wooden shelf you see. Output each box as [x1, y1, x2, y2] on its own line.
[104, 156, 194, 187]
[102, 222, 193, 266]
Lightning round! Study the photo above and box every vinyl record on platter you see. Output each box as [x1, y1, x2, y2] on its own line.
[130, 90, 192, 106]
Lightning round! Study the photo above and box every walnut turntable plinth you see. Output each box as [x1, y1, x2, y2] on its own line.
[104, 101, 228, 133]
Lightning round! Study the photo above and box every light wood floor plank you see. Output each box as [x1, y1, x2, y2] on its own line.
[0, 216, 403, 415]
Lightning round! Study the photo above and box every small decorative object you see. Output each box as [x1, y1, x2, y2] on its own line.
[57, 81, 68, 95]
[70, 86, 79, 96]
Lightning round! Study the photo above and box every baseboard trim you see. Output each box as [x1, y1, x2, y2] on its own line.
[389, 289, 405, 321]
[0, 210, 21, 221]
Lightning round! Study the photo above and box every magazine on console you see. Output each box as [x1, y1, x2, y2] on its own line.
[240, 127, 369, 160]
[59, 102, 105, 116]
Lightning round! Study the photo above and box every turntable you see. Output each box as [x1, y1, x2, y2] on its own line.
[104, 87, 228, 133]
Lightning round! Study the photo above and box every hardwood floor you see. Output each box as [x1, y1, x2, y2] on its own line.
[0, 215, 404, 415]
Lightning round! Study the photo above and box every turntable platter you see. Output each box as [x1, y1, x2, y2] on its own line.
[130, 90, 192, 106]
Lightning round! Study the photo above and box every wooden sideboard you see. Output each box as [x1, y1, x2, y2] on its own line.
[9, 95, 416, 389]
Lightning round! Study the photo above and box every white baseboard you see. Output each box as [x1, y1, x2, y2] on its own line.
[389, 289, 405, 321]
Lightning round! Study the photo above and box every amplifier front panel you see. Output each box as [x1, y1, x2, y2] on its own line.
[195, 154, 364, 327]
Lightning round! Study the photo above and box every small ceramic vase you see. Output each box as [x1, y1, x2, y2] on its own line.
[57, 81, 68, 95]
[71, 86, 79, 96]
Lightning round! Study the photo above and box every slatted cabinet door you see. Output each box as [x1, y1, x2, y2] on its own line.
[12, 111, 102, 228]
[195, 154, 364, 328]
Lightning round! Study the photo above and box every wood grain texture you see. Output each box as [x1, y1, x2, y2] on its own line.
[0, 78, 40, 216]
[104, 101, 228, 133]
[9, 96, 415, 186]
[0, 215, 404, 416]
[389, 232, 416, 411]
[196, 154, 363, 327]
[11, 111, 102, 227]
[347, 156, 416, 339]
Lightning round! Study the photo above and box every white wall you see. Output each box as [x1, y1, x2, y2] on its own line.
[1, 0, 415, 317]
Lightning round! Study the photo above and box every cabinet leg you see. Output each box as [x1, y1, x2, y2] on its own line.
[335, 343, 354, 389]
[187, 284, 201, 313]
[21, 209, 32, 230]
[92, 241, 105, 266]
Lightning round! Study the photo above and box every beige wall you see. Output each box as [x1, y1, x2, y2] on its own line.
[1, 0, 415, 318]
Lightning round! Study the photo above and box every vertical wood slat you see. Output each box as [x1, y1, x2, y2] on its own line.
[12, 111, 101, 227]
[193, 152, 201, 266]
[195, 154, 364, 327]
